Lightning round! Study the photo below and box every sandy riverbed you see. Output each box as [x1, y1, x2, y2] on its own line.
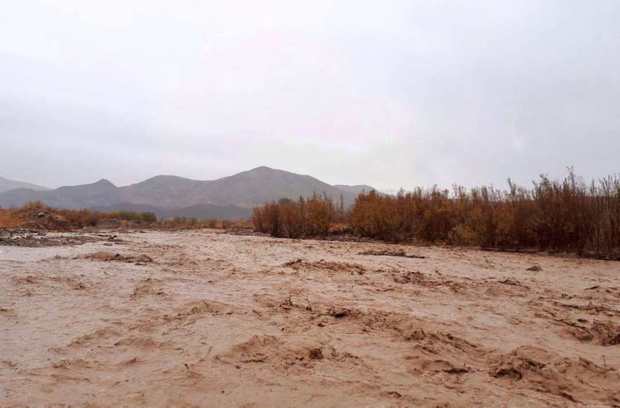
[1, 230, 619, 407]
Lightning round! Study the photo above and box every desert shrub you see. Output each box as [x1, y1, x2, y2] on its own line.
[350, 171, 620, 258]
[349, 190, 402, 241]
[306, 195, 336, 236]
[253, 171, 620, 259]
[0, 208, 24, 228]
[62, 209, 100, 227]
[252, 195, 337, 238]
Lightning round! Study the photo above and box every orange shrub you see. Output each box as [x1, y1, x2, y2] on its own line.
[252, 195, 337, 238]
[253, 171, 620, 259]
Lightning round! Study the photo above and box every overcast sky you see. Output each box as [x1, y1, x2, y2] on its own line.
[1, 0, 619, 190]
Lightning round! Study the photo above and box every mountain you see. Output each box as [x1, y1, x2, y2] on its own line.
[0, 176, 48, 193]
[119, 175, 207, 208]
[0, 179, 120, 209]
[118, 167, 362, 208]
[196, 166, 358, 207]
[0, 167, 374, 219]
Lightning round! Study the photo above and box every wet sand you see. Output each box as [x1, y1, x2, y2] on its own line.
[1, 230, 619, 407]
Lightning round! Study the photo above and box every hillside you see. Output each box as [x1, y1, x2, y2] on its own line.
[0, 176, 48, 193]
[197, 167, 359, 207]
[0, 167, 372, 219]
[119, 175, 208, 208]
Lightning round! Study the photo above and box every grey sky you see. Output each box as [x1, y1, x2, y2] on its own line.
[1, 0, 619, 190]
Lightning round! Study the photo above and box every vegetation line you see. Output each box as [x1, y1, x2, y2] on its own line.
[0, 202, 243, 231]
[252, 171, 620, 260]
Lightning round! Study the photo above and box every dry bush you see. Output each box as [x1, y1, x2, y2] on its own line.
[252, 195, 338, 238]
[253, 171, 620, 259]
[349, 171, 620, 258]
[0, 209, 24, 228]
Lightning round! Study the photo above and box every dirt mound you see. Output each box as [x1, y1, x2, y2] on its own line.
[283, 259, 366, 275]
[11, 207, 73, 230]
[490, 346, 620, 404]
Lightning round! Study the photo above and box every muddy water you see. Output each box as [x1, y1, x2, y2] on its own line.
[1, 230, 619, 407]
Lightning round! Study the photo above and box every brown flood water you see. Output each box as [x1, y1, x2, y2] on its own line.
[1, 230, 619, 407]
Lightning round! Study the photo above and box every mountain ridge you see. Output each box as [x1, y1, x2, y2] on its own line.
[0, 166, 375, 219]
[0, 176, 49, 193]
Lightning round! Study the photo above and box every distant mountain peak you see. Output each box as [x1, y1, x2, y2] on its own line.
[135, 174, 200, 186]
[94, 178, 115, 186]
[146, 174, 195, 181]
[244, 166, 281, 175]
[0, 167, 376, 216]
[241, 166, 314, 179]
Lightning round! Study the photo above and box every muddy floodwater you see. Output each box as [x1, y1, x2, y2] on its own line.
[1, 230, 619, 407]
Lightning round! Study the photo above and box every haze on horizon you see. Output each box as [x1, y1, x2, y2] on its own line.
[1, 0, 619, 191]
